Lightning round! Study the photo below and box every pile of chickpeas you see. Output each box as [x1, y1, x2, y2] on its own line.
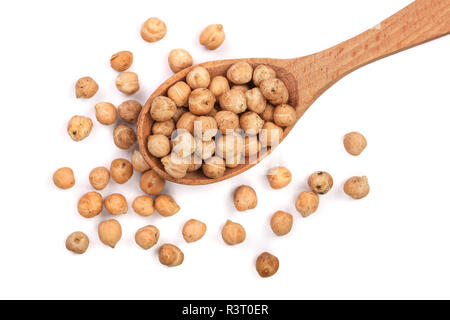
[56, 17, 370, 278]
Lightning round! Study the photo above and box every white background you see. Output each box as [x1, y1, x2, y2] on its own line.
[0, 0, 449, 300]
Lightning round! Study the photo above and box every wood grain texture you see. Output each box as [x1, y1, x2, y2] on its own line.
[137, 0, 450, 185]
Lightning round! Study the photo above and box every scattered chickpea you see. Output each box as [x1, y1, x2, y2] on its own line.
[171, 131, 195, 158]
[110, 158, 133, 184]
[344, 176, 370, 199]
[159, 244, 184, 267]
[110, 51, 133, 71]
[253, 65, 277, 87]
[77, 192, 103, 218]
[155, 194, 180, 217]
[140, 17, 167, 42]
[182, 219, 207, 243]
[343, 132, 367, 156]
[273, 104, 296, 127]
[118, 100, 142, 124]
[53, 167, 75, 189]
[234, 185, 257, 211]
[270, 211, 293, 236]
[219, 90, 247, 114]
[308, 171, 333, 194]
[75, 76, 98, 98]
[267, 166, 292, 189]
[176, 111, 197, 135]
[168, 49, 193, 73]
[116, 72, 139, 95]
[65, 232, 89, 254]
[243, 135, 261, 158]
[113, 124, 136, 149]
[256, 252, 279, 278]
[147, 134, 171, 158]
[188, 88, 216, 115]
[259, 122, 283, 147]
[167, 81, 191, 107]
[98, 219, 122, 248]
[209, 76, 230, 97]
[151, 96, 177, 122]
[215, 110, 240, 134]
[135, 225, 159, 250]
[186, 66, 210, 89]
[226, 62, 253, 85]
[140, 169, 166, 195]
[104, 193, 128, 215]
[132, 195, 155, 217]
[240, 111, 264, 135]
[195, 139, 216, 160]
[95, 102, 117, 125]
[89, 166, 110, 190]
[161, 154, 189, 179]
[152, 119, 175, 137]
[231, 84, 249, 94]
[199, 24, 225, 50]
[295, 191, 319, 217]
[202, 156, 226, 179]
[245, 88, 267, 114]
[67, 115, 93, 141]
[187, 154, 202, 172]
[197, 116, 218, 141]
[131, 150, 151, 173]
[260, 78, 289, 105]
[173, 107, 188, 123]
[222, 220, 246, 245]
[261, 104, 274, 122]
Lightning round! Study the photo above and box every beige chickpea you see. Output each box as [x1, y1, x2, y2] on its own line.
[343, 132, 367, 156]
[267, 166, 292, 189]
[176, 111, 197, 135]
[199, 24, 225, 50]
[208, 76, 230, 97]
[159, 244, 184, 267]
[132, 195, 155, 217]
[308, 171, 333, 194]
[140, 17, 167, 42]
[188, 88, 216, 115]
[186, 66, 210, 89]
[216, 132, 244, 159]
[222, 220, 246, 245]
[78, 192, 103, 218]
[256, 252, 279, 278]
[234, 185, 257, 211]
[110, 51, 133, 71]
[167, 81, 191, 107]
[161, 154, 189, 179]
[140, 169, 165, 195]
[202, 156, 226, 179]
[243, 135, 261, 158]
[66, 232, 89, 254]
[155, 194, 180, 217]
[196, 116, 218, 141]
[147, 134, 171, 158]
[260, 78, 289, 105]
[226, 62, 253, 85]
[273, 104, 296, 127]
[245, 88, 267, 114]
[118, 100, 142, 124]
[53, 167, 75, 189]
[253, 65, 277, 87]
[95, 102, 117, 125]
[344, 176, 370, 199]
[89, 167, 110, 190]
[182, 219, 207, 243]
[98, 219, 122, 248]
[240, 111, 264, 135]
[152, 119, 175, 137]
[259, 122, 283, 147]
[215, 110, 240, 134]
[295, 191, 319, 217]
[75, 76, 98, 98]
[116, 72, 139, 95]
[187, 154, 202, 172]
[231, 84, 249, 94]
[171, 131, 195, 157]
[270, 211, 293, 236]
[104, 193, 128, 215]
[195, 139, 215, 160]
[110, 158, 133, 184]
[219, 90, 247, 114]
[260, 104, 274, 122]
[131, 150, 150, 173]
[113, 124, 136, 149]
[151, 96, 177, 122]
[68, 115, 93, 141]
[135, 225, 159, 250]
[168, 49, 193, 73]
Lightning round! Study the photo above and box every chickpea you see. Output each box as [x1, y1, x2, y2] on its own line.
[113, 124, 136, 149]
[260, 78, 289, 105]
[226, 62, 253, 85]
[77, 192, 103, 218]
[240, 111, 264, 135]
[147, 134, 171, 158]
[245, 88, 267, 114]
[152, 119, 175, 137]
[53, 167, 75, 189]
[151, 96, 177, 122]
[135, 225, 159, 250]
[89, 166, 110, 190]
[167, 81, 191, 107]
[155, 194, 180, 217]
[208, 76, 230, 97]
[219, 90, 247, 114]
[132, 195, 155, 217]
[67, 115, 93, 141]
[65, 232, 89, 254]
[243, 135, 261, 158]
[216, 132, 244, 159]
[110, 50, 133, 71]
[273, 104, 296, 127]
[231, 84, 249, 94]
[110, 158, 133, 184]
[344, 176, 370, 199]
[116, 72, 139, 95]
[195, 139, 215, 160]
[343, 132, 367, 156]
[182, 219, 207, 243]
[187, 154, 202, 172]
[221, 220, 246, 245]
[234, 185, 257, 211]
[188, 88, 216, 115]
[104, 193, 128, 215]
[186, 66, 210, 89]
[215, 110, 239, 134]
[176, 111, 197, 135]
[308, 171, 333, 194]
[196, 116, 218, 141]
[75, 76, 98, 98]
[253, 65, 277, 87]
[118, 100, 142, 124]
[202, 156, 226, 179]
[199, 24, 225, 50]
[98, 219, 122, 248]
[161, 154, 189, 179]
[295, 191, 319, 217]
[270, 211, 293, 236]
[131, 150, 150, 173]
[168, 49, 193, 73]
[267, 166, 292, 189]
[260, 103, 274, 122]
[159, 244, 184, 267]
[94, 102, 117, 125]
[140, 17, 167, 42]
[171, 131, 195, 157]
[259, 122, 283, 147]
[256, 252, 279, 278]
[173, 107, 188, 123]
[140, 169, 165, 195]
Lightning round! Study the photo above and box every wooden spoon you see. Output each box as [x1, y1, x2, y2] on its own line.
[137, 0, 450, 185]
